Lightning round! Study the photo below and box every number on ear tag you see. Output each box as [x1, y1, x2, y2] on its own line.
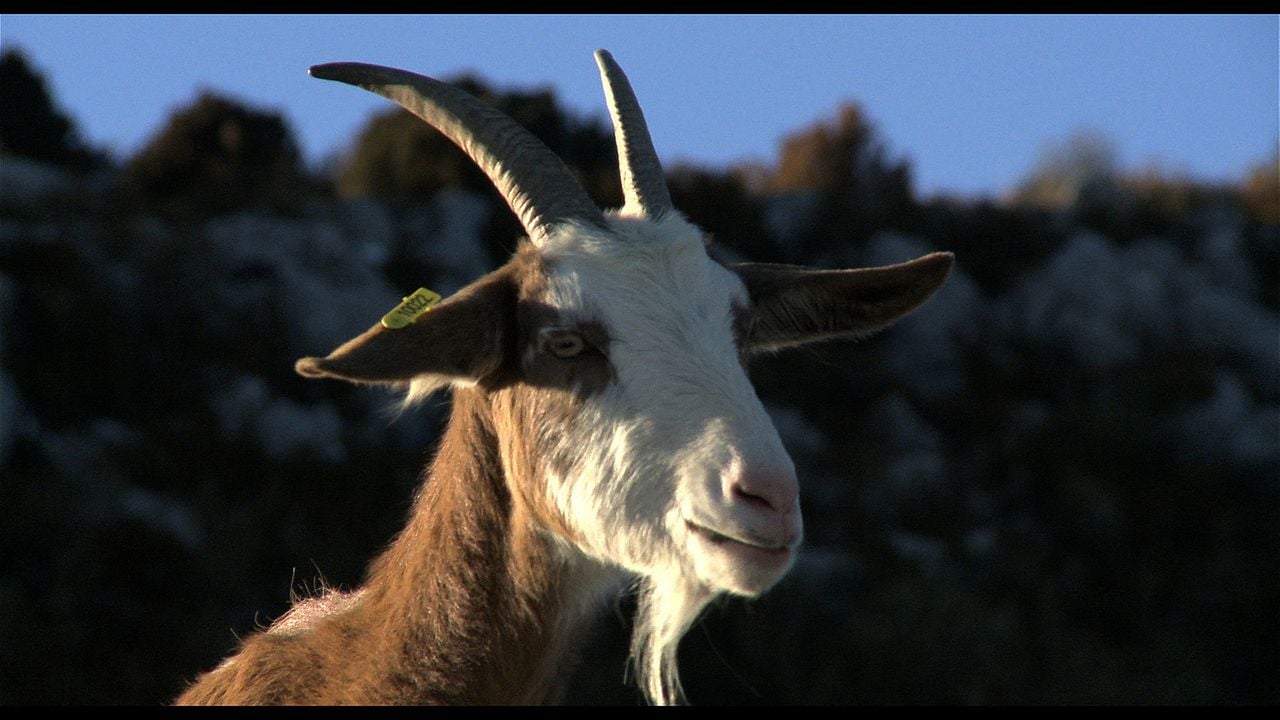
[380, 287, 442, 329]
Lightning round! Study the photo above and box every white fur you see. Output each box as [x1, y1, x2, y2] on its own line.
[268, 588, 367, 637]
[533, 213, 803, 703]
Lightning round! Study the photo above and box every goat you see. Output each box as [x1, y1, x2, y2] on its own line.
[175, 50, 953, 706]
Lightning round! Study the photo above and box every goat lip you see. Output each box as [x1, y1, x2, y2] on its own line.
[685, 519, 795, 563]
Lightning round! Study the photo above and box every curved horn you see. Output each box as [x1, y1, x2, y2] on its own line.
[311, 62, 606, 244]
[594, 50, 673, 218]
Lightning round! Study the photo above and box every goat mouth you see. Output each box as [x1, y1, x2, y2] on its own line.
[685, 520, 793, 563]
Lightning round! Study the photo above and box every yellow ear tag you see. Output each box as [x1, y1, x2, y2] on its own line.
[380, 287, 442, 329]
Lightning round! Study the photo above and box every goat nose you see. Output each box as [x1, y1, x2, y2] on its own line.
[728, 468, 799, 514]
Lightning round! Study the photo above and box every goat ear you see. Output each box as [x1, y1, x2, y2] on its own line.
[734, 251, 954, 353]
[295, 268, 515, 386]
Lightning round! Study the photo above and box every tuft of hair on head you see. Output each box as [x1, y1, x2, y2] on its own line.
[399, 375, 462, 411]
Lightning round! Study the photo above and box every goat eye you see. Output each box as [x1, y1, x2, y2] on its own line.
[546, 332, 586, 359]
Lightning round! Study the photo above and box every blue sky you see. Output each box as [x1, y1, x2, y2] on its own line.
[2, 14, 1276, 199]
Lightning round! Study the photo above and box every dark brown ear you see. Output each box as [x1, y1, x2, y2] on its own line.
[734, 251, 954, 353]
[295, 266, 516, 386]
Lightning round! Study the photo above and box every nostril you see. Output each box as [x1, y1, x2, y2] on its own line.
[728, 470, 799, 513]
[732, 484, 776, 510]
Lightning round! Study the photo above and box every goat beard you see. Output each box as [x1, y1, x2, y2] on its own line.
[627, 571, 716, 705]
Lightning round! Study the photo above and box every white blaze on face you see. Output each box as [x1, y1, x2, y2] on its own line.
[536, 214, 802, 597]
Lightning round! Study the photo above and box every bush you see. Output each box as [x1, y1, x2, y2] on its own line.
[0, 48, 99, 169]
[120, 92, 304, 218]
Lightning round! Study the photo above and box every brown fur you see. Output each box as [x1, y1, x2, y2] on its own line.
[177, 387, 600, 705]
[734, 252, 955, 351]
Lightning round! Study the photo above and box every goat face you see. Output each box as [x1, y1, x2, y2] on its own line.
[294, 52, 952, 601]
[498, 214, 802, 597]
[297, 212, 952, 600]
